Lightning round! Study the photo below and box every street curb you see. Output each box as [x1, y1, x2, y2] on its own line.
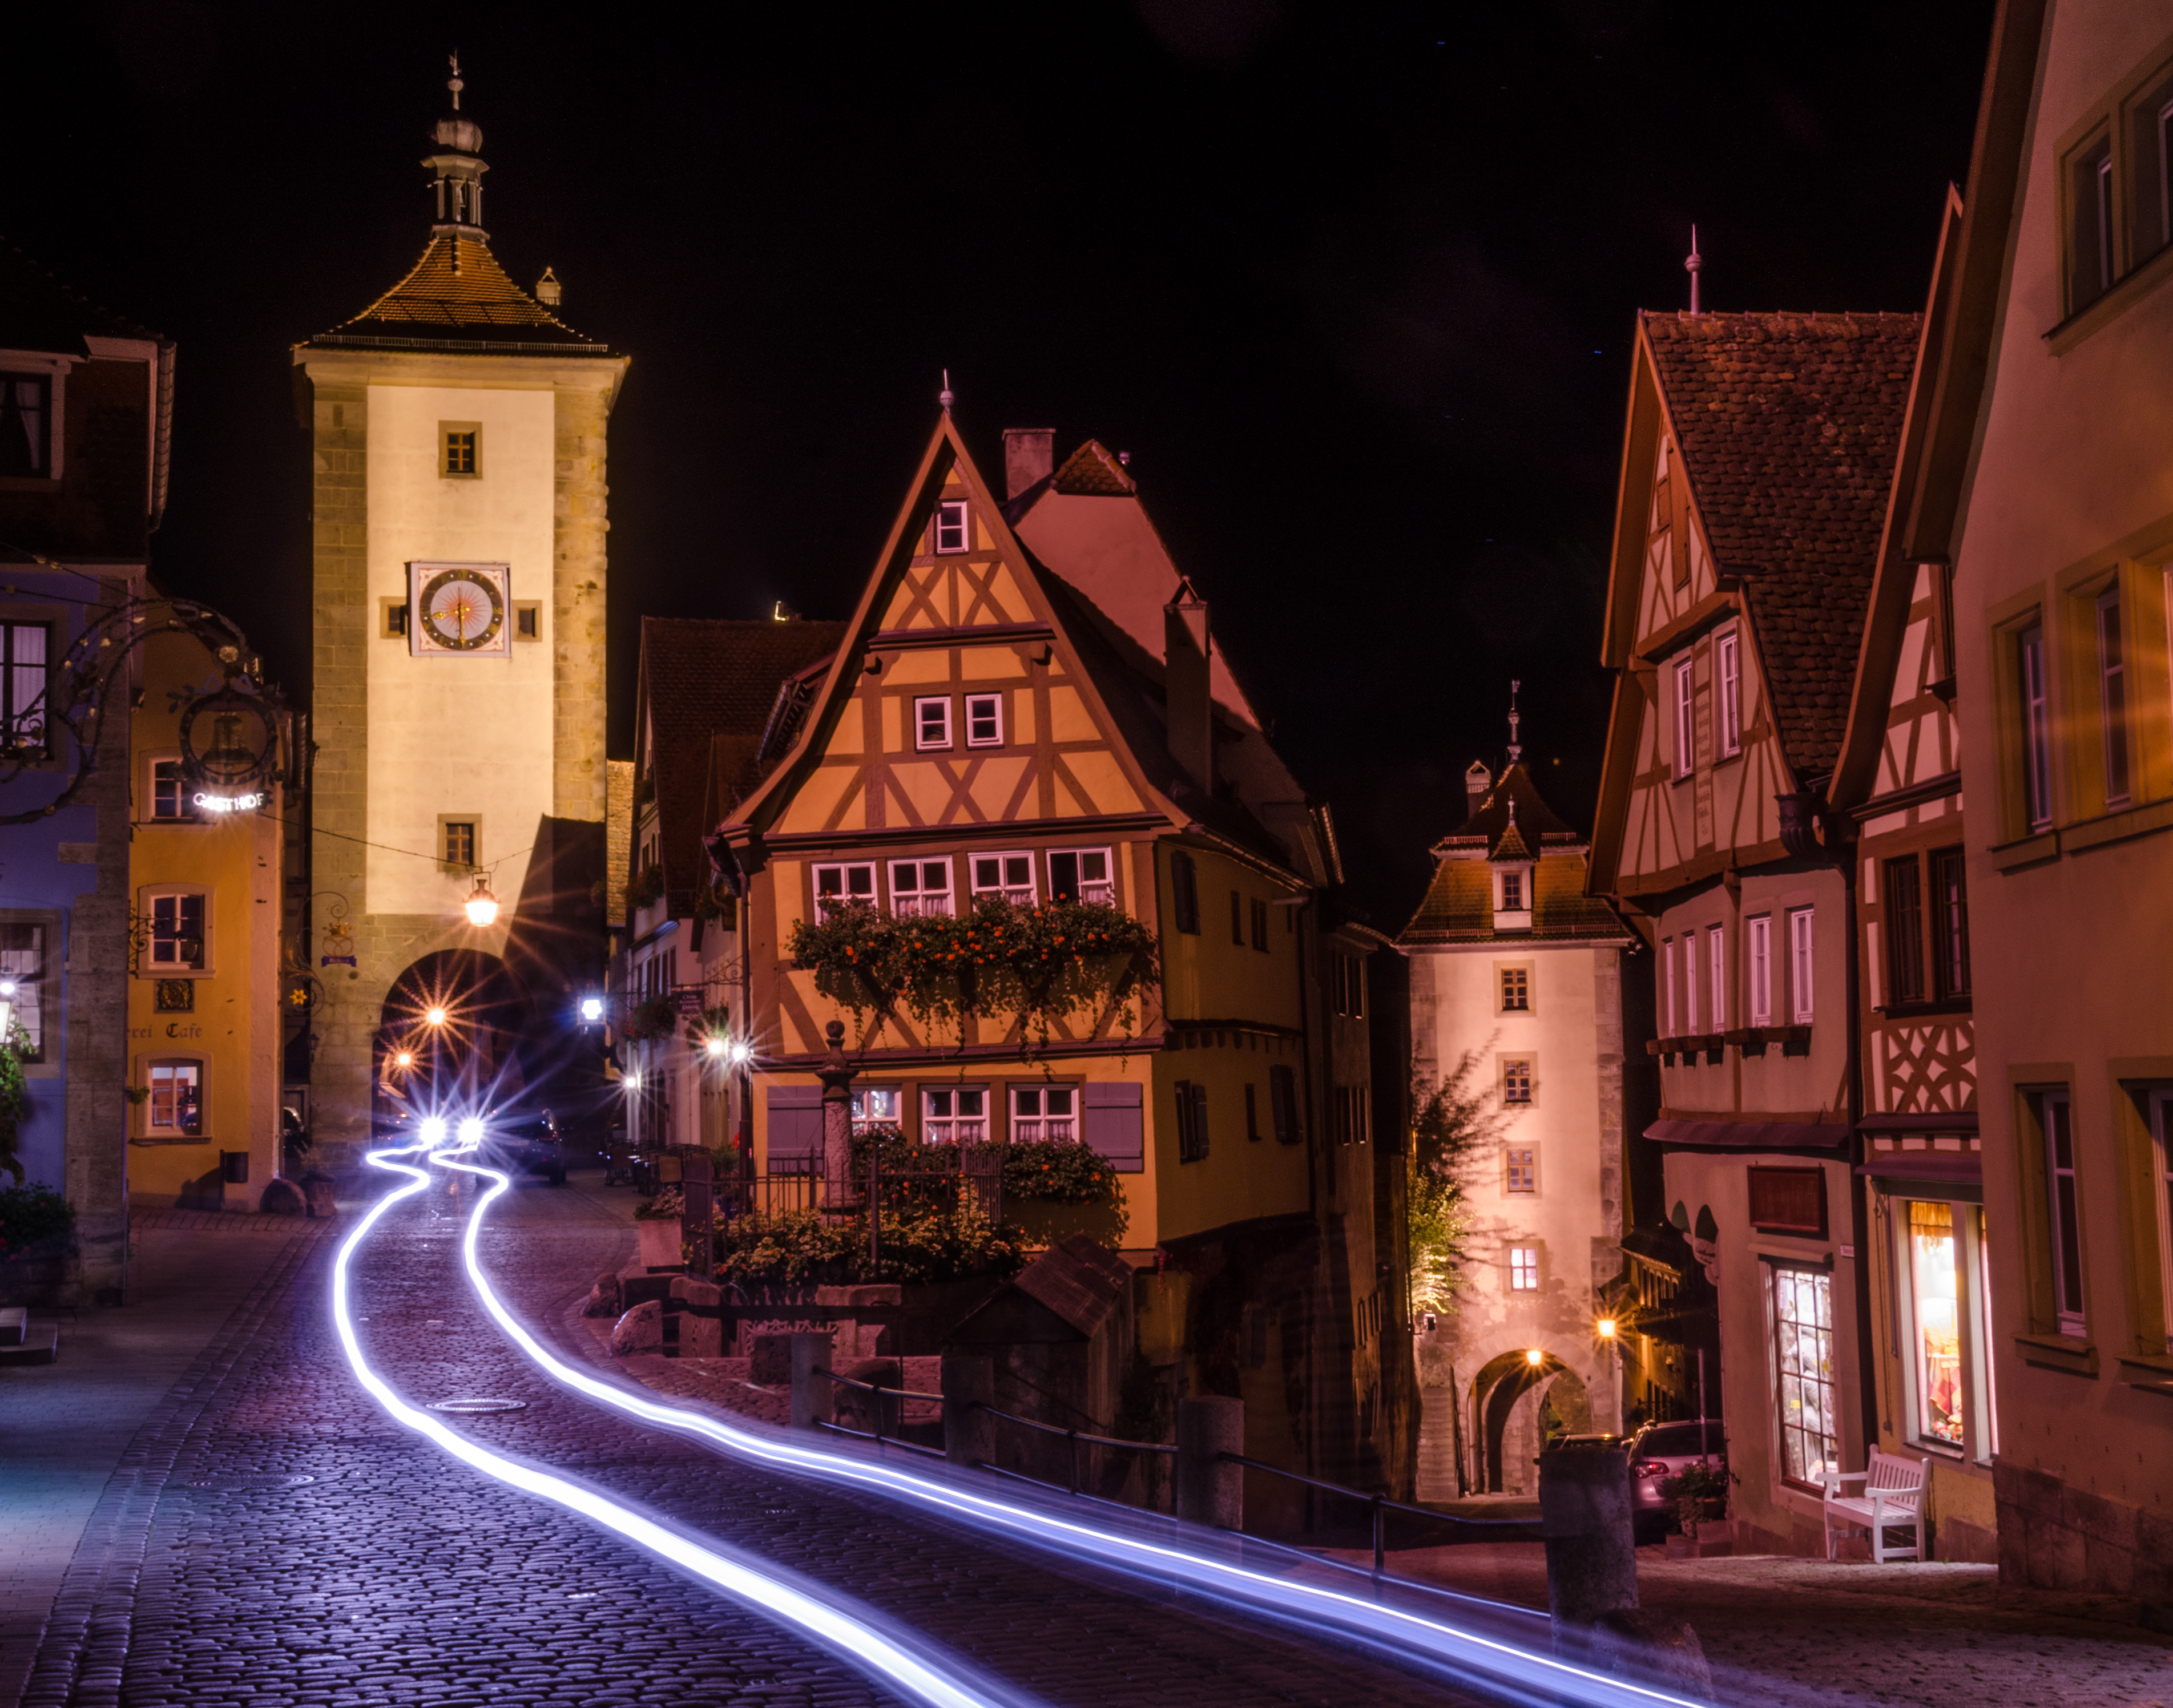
[12, 1222, 332, 1708]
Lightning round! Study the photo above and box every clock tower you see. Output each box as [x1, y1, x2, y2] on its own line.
[293, 63, 629, 1164]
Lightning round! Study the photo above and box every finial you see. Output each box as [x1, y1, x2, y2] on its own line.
[1506, 679, 1523, 764]
[448, 51, 463, 110]
[1685, 224, 1703, 316]
[939, 369, 955, 413]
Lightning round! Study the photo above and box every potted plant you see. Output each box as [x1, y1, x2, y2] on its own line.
[1666, 1461, 1738, 1558]
[634, 1185, 686, 1271]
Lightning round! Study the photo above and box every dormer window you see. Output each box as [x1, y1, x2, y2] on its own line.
[934, 499, 970, 555]
[1494, 863, 1534, 931]
[1501, 870, 1523, 911]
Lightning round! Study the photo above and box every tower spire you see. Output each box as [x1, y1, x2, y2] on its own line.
[939, 369, 955, 413]
[1506, 679, 1522, 764]
[424, 55, 489, 237]
[1685, 224, 1703, 316]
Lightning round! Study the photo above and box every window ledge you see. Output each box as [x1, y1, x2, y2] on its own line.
[2114, 1350, 2173, 1394]
[2061, 797, 2173, 855]
[2013, 1330, 2099, 1377]
[1989, 831, 2058, 871]
[2045, 235, 2173, 354]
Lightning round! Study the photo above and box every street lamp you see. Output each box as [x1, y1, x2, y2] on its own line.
[425, 1006, 449, 1028]
[1596, 1318, 1618, 1341]
[394, 1051, 415, 1071]
[1525, 1347, 1545, 1368]
[463, 875, 499, 928]
[580, 995, 603, 1024]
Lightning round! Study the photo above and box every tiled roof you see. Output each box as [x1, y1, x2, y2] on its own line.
[0, 239, 164, 353]
[1398, 851, 1628, 946]
[1051, 439, 1136, 496]
[1431, 763, 1575, 855]
[639, 618, 847, 908]
[317, 232, 599, 346]
[1643, 310, 1921, 780]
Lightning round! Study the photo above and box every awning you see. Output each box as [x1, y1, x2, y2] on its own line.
[1857, 1149, 1982, 1184]
[1858, 1111, 1978, 1134]
[1644, 1117, 1852, 1152]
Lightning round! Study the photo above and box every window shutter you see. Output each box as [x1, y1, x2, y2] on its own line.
[1082, 1081, 1144, 1173]
[1269, 1064, 1300, 1145]
[765, 1085, 825, 1170]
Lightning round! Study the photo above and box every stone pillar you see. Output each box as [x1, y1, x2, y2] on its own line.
[789, 1330, 835, 1431]
[1175, 1396, 1244, 1529]
[1538, 1445, 1638, 1630]
[816, 1019, 855, 1211]
[679, 1144, 713, 1281]
[942, 1352, 995, 1469]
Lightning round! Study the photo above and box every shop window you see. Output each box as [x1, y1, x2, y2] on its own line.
[147, 1059, 204, 1137]
[1767, 1262, 1839, 1489]
[1903, 1201, 1965, 1448]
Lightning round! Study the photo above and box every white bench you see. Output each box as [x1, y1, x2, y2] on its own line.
[1822, 1447, 1929, 1562]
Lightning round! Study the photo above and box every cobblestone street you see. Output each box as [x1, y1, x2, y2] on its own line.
[6, 1171, 1490, 1708]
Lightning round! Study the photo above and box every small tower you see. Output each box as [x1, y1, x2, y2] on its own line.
[424, 56, 489, 234]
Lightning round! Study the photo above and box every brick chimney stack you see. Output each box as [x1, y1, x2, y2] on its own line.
[1465, 761, 1493, 824]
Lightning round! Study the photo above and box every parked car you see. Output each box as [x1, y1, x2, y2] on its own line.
[1627, 1418, 1728, 1541]
[489, 1111, 569, 1185]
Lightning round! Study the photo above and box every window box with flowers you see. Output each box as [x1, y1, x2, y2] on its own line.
[626, 863, 666, 912]
[620, 995, 680, 1044]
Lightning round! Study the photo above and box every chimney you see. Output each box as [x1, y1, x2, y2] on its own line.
[1465, 762, 1492, 824]
[1164, 580, 1212, 794]
[1003, 428, 1056, 500]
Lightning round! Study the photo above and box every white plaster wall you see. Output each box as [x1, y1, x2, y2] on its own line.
[365, 384, 555, 917]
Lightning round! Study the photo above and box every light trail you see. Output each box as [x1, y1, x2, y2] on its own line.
[442, 1146, 1719, 1708]
[332, 1140, 1045, 1708]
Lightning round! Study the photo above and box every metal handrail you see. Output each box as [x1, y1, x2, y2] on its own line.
[811, 1365, 945, 1403]
[1220, 1450, 1539, 1579]
[812, 1418, 946, 1458]
[975, 1405, 1178, 1455]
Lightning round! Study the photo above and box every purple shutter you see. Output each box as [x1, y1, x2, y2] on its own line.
[1082, 1081, 1144, 1173]
[765, 1085, 824, 1172]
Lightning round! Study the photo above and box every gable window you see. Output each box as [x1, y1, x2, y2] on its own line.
[1748, 915, 1772, 1027]
[1250, 897, 1268, 950]
[1175, 1080, 1210, 1162]
[914, 696, 952, 750]
[440, 423, 480, 478]
[813, 861, 877, 915]
[889, 858, 954, 918]
[147, 890, 208, 971]
[1501, 1056, 1533, 1106]
[2097, 588, 2131, 807]
[1047, 848, 1113, 906]
[2041, 1089, 2086, 1336]
[1788, 907, 1815, 1024]
[1509, 1246, 1539, 1291]
[1500, 869, 1524, 911]
[1672, 656, 1695, 778]
[2019, 625, 2053, 831]
[147, 1059, 204, 1137]
[0, 923, 47, 1060]
[933, 498, 970, 555]
[1170, 849, 1200, 934]
[1504, 1146, 1537, 1194]
[1499, 965, 1529, 1012]
[923, 1086, 987, 1145]
[969, 851, 1035, 906]
[3, 621, 49, 758]
[1707, 925, 1726, 1031]
[1767, 1262, 1840, 1489]
[1931, 847, 1970, 999]
[1, 374, 52, 478]
[1884, 855, 1925, 1006]
[1011, 1084, 1075, 1142]
[150, 758, 198, 823]
[1268, 1064, 1301, 1145]
[2070, 134, 2116, 312]
[964, 692, 1003, 748]
[1716, 629, 1743, 758]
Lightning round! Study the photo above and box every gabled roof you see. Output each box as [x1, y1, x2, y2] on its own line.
[1401, 760, 1626, 946]
[1643, 309, 1922, 779]
[308, 232, 607, 352]
[636, 618, 847, 910]
[1433, 762, 1575, 855]
[1051, 439, 1136, 496]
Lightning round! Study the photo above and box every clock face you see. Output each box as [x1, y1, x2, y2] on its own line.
[408, 562, 511, 657]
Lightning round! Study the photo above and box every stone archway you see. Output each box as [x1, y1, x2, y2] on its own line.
[374, 949, 524, 1130]
[1469, 1348, 1571, 1493]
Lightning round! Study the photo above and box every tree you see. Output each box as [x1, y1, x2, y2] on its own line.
[1406, 1047, 1506, 1315]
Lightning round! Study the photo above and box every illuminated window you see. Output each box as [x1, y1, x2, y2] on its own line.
[1011, 1084, 1075, 1143]
[1509, 1247, 1539, 1291]
[147, 1059, 203, 1137]
[915, 696, 952, 750]
[965, 692, 1003, 747]
[813, 862, 877, 915]
[0, 923, 47, 1060]
[1768, 1262, 1839, 1488]
[849, 1086, 900, 1129]
[1504, 1147, 1537, 1194]
[1904, 1201, 1965, 1448]
[933, 499, 970, 554]
[923, 1085, 986, 1144]
[889, 858, 953, 918]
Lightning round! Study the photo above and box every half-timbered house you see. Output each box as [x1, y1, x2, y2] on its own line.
[711, 415, 1412, 1496]
[1589, 307, 1921, 1552]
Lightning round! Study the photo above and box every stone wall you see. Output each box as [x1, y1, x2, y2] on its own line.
[1996, 1460, 2173, 1616]
[553, 385, 611, 824]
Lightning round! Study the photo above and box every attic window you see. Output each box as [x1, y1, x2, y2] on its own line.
[934, 499, 970, 555]
[1501, 870, 1524, 911]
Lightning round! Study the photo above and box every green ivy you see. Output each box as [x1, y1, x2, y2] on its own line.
[787, 895, 1158, 1047]
[0, 1181, 75, 1258]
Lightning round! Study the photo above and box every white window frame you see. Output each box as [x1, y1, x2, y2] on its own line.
[2097, 587, 2130, 807]
[145, 1056, 205, 1138]
[968, 850, 1037, 906]
[849, 1085, 902, 1129]
[914, 696, 953, 752]
[923, 1085, 989, 1145]
[1683, 928, 1700, 1035]
[1662, 937, 1678, 1034]
[1767, 1261, 1840, 1489]
[1788, 907, 1815, 1024]
[1672, 656, 1695, 778]
[812, 861, 877, 916]
[2043, 1090, 2086, 1337]
[1499, 866, 1526, 911]
[888, 857, 955, 919]
[1509, 1246, 1540, 1291]
[1010, 1083, 1078, 1144]
[146, 753, 200, 824]
[1748, 914, 1772, 1026]
[143, 886, 211, 975]
[1708, 924, 1727, 1032]
[1047, 846, 1115, 906]
[934, 498, 971, 555]
[964, 692, 1003, 748]
[1716, 629, 1742, 758]
[2021, 624, 2052, 832]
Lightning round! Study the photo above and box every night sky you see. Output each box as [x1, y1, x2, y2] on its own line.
[6, 0, 1994, 923]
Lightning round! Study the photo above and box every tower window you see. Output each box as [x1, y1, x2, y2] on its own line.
[934, 499, 970, 555]
[515, 603, 541, 641]
[441, 423, 481, 478]
[443, 820, 477, 869]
